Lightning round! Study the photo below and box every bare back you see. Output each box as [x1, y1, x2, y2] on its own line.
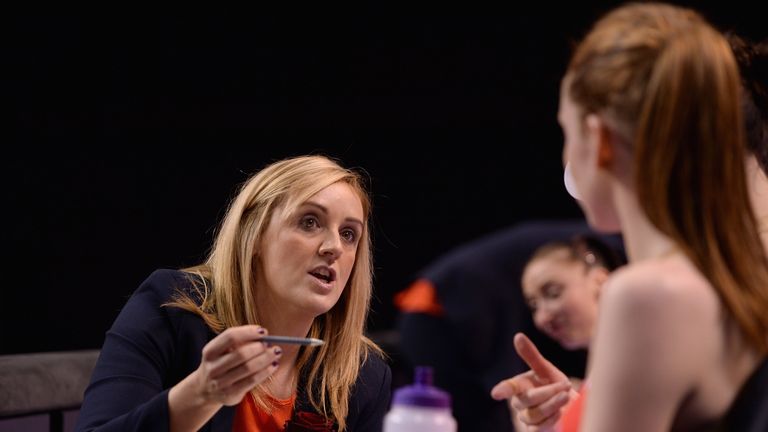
[583, 253, 762, 431]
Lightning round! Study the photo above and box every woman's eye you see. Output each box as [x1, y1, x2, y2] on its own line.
[300, 216, 319, 230]
[341, 229, 357, 243]
[542, 283, 563, 299]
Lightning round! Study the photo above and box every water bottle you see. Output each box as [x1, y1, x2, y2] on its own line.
[383, 366, 457, 432]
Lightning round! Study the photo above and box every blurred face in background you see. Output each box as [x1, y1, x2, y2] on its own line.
[522, 249, 608, 349]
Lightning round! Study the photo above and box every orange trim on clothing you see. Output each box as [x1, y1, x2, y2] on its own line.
[394, 279, 445, 317]
[233, 392, 297, 432]
[558, 381, 587, 432]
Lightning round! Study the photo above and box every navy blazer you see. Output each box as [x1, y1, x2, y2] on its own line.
[75, 269, 391, 432]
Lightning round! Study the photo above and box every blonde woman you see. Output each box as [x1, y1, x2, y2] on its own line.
[76, 155, 391, 432]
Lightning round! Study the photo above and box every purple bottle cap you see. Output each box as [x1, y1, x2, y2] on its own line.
[392, 366, 451, 408]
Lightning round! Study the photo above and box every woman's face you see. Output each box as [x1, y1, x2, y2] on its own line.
[559, 80, 622, 232]
[522, 251, 605, 349]
[256, 181, 364, 318]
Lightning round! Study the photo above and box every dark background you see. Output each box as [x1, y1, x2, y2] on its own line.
[5, 6, 765, 354]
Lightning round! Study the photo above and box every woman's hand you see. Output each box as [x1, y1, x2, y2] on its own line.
[194, 325, 282, 406]
[491, 333, 576, 431]
[169, 325, 282, 431]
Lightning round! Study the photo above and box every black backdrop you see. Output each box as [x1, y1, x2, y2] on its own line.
[5, 5, 765, 354]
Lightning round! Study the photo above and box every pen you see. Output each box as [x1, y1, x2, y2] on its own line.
[260, 335, 325, 346]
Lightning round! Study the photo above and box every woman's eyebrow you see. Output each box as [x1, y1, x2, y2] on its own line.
[302, 201, 363, 228]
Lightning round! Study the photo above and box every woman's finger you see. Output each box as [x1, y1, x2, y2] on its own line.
[511, 380, 571, 411]
[491, 370, 537, 400]
[215, 346, 282, 389]
[202, 325, 266, 360]
[206, 339, 269, 378]
[518, 390, 570, 425]
[528, 410, 562, 432]
[221, 362, 281, 406]
[514, 333, 567, 384]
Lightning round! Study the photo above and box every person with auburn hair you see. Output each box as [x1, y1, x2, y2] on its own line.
[492, 3, 768, 431]
[76, 155, 391, 432]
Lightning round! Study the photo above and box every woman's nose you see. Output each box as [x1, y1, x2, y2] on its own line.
[318, 232, 342, 260]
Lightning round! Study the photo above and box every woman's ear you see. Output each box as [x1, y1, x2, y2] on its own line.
[588, 266, 610, 299]
[586, 114, 615, 169]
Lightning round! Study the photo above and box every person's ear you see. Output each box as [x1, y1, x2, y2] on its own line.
[588, 266, 610, 298]
[586, 114, 615, 169]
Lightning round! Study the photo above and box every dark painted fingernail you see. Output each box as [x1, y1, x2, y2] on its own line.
[272, 361, 279, 367]
[274, 347, 282, 355]
[258, 328, 267, 335]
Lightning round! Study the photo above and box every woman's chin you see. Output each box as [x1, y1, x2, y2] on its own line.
[559, 336, 589, 351]
[302, 299, 338, 318]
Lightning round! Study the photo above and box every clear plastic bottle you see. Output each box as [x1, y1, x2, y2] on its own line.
[383, 366, 457, 432]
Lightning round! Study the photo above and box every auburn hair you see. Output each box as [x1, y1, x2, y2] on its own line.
[567, 3, 768, 353]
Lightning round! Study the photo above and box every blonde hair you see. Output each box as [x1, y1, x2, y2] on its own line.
[171, 155, 381, 430]
[566, 3, 768, 353]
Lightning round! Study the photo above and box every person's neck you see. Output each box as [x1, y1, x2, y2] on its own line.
[256, 300, 315, 399]
[612, 181, 677, 263]
[259, 305, 313, 359]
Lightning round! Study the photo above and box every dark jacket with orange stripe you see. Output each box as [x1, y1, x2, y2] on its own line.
[395, 219, 623, 432]
[76, 269, 391, 432]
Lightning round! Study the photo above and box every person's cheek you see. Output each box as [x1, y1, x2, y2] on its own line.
[564, 162, 581, 200]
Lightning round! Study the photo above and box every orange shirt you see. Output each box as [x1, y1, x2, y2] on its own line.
[558, 381, 588, 432]
[233, 392, 297, 432]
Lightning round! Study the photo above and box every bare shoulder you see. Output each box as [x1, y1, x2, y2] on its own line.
[583, 254, 720, 430]
[602, 255, 718, 324]
[585, 253, 741, 430]
[593, 253, 722, 379]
